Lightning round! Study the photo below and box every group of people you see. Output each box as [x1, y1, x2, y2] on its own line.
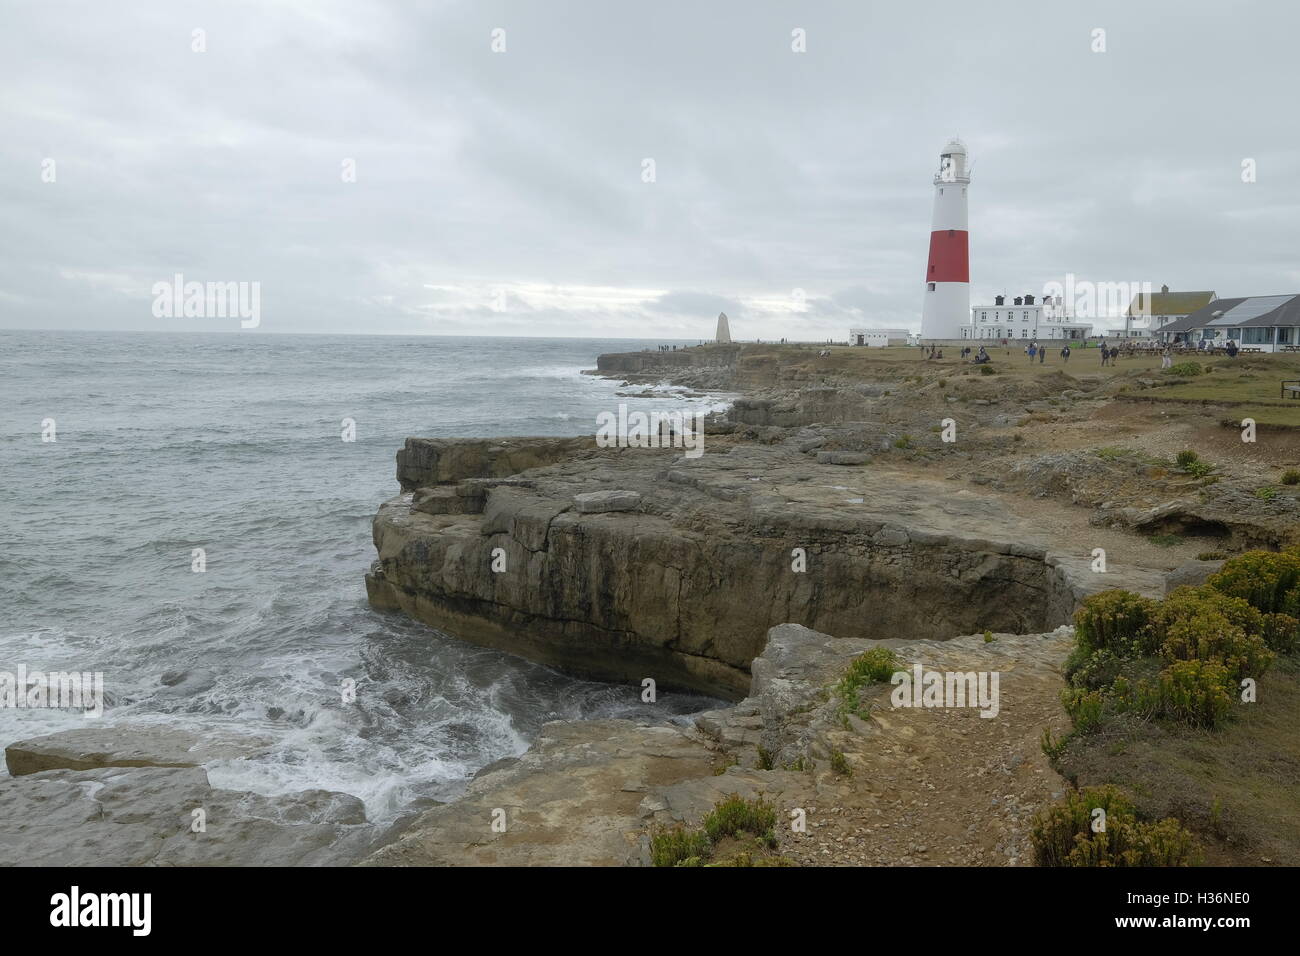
[1022, 341, 1074, 364]
[959, 345, 991, 364]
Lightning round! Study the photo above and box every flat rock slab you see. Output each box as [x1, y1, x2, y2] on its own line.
[0, 766, 382, 866]
[4, 726, 269, 777]
[573, 490, 642, 514]
[361, 719, 714, 867]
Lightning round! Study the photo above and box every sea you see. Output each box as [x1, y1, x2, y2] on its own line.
[0, 331, 726, 822]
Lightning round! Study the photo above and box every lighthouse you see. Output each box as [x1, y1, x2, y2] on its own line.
[920, 138, 971, 341]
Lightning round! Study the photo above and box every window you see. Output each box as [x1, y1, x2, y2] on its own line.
[1279, 327, 1294, 344]
[927, 282, 936, 291]
[980, 312, 987, 322]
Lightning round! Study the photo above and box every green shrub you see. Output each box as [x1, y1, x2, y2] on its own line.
[829, 749, 851, 776]
[1166, 361, 1203, 377]
[1065, 647, 1127, 690]
[1151, 588, 1272, 680]
[1282, 469, 1300, 486]
[894, 435, 913, 449]
[979, 364, 996, 375]
[1062, 687, 1105, 734]
[1030, 785, 1133, 866]
[1175, 449, 1200, 468]
[1064, 816, 1203, 867]
[1073, 590, 1159, 657]
[1260, 612, 1300, 654]
[1208, 549, 1300, 618]
[835, 647, 902, 717]
[650, 826, 712, 867]
[1255, 486, 1277, 500]
[703, 795, 777, 845]
[1156, 659, 1235, 729]
[1185, 460, 1213, 478]
[1031, 786, 1201, 867]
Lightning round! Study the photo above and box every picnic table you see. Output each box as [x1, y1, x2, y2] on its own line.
[1283, 381, 1300, 400]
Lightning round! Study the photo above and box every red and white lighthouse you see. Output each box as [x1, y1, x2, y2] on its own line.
[920, 138, 971, 341]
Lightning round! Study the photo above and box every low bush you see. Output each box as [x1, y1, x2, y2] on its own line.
[1156, 659, 1235, 729]
[834, 647, 902, 718]
[703, 795, 777, 845]
[1208, 549, 1300, 618]
[1062, 687, 1105, 734]
[650, 826, 711, 867]
[1031, 785, 1201, 867]
[1072, 590, 1159, 657]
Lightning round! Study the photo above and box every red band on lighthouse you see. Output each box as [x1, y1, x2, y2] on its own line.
[926, 230, 969, 283]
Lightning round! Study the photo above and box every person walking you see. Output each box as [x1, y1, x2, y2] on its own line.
[1100, 342, 1109, 366]
[1039, 342, 1046, 363]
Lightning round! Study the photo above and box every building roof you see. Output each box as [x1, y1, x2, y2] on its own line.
[1160, 295, 1300, 333]
[1126, 290, 1217, 317]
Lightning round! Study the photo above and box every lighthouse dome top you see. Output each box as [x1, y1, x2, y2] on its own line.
[942, 138, 967, 155]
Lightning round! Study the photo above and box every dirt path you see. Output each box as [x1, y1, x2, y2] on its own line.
[767, 629, 1073, 866]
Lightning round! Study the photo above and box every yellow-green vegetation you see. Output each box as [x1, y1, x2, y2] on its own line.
[1030, 785, 1202, 867]
[829, 748, 851, 776]
[649, 825, 711, 866]
[1062, 553, 1297, 731]
[1283, 469, 1300, 486]
[650, 795, 791, 867]
[1048, 548, 1300, 864]
[1174, 448, 1214, 478]
[834, 646, 903, 720]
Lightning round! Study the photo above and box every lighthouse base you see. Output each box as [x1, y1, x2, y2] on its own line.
[921, 282, 970, 340]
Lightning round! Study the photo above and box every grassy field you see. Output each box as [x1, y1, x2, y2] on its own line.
[1145, 356, 1300, 427]
[739, 345, 1300, 424]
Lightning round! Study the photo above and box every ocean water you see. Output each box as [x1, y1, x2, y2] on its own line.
[0, 331, 725, 822]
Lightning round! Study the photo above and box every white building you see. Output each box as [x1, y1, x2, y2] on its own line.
[963, 293, 1093, 341]
[848, 328, 910, 347]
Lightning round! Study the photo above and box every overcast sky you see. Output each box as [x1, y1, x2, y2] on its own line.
[2, 0, 1297, 339]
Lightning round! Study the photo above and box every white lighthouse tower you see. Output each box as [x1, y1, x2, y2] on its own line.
[920, 138, 971, 341]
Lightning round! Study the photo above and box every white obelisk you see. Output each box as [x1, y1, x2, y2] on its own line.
[715, 311, 731, 343]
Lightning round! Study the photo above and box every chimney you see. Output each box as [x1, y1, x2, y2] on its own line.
[1161, 284, 1169, 294]
[994, 294, 1005, 306]
[1014, 296, 1023, 305]
[1024, 293, 1035, 305]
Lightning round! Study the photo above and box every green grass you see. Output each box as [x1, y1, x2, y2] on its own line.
[1147, 360, 1300, 427]
[834, 647, 903, 719]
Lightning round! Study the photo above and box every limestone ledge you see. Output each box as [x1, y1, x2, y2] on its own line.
[366, 437, 1165, 700]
